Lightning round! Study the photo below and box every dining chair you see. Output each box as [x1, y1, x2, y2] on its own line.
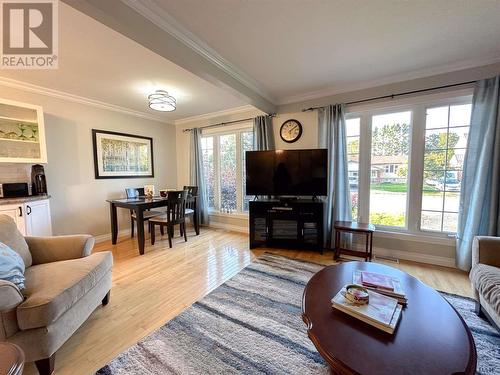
[183, 186, 200, 235]
[149, 190, 188, 248]
[125, 188, 163, 238]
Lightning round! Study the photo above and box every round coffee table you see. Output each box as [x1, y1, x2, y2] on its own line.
[302, 261, 476, 375]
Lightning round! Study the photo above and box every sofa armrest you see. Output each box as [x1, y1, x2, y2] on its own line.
[472, 236, 500, 269]
[0, 280, 23, 340]
[26, 235, 95, 265]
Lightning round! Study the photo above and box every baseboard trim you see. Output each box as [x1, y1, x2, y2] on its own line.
[94, 229, 131, 244]
[373, 246, 456, 268]
[207, 223, 456, 268]
[209, 222, 249, 234]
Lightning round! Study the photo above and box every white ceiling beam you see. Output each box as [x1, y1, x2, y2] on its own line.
[61, 0, 276, 115]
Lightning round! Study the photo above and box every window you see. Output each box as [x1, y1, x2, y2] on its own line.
[346, 94, 472, 235]
[201, 127, 253, 213]
[201, 137, 215, 209]
[241, 131, 254, 211]
[421, 104, 471, 233]
[369, 111, 411, 228]
[346, 118, 360, 219]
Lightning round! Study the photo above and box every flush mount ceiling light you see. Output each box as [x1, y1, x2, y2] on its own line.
[148, 90, 176, 112]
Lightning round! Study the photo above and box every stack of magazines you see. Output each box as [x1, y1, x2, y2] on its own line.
[353, 270, 407, 305]
[331, 286, 403, 334]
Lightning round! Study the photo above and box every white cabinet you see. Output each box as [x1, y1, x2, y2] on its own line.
[0, 199, 52, 236]
[25, 199, 52, 236]
[0, 203, 26, 235]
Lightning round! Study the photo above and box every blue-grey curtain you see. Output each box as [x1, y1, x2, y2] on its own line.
[190, 128, 209, 225]
[318, 104, 352, 248]
[456, 76, 500, 271]
[253, 115, 275, 150]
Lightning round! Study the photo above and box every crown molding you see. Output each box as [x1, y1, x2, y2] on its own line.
[121, 0, 275, 104]
[174, 104, 261, 125]
[0, 76, 172, 123]
[277, 56, 500, 106]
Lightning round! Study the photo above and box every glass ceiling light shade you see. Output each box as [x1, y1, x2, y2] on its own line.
[148, 90, 176, 112]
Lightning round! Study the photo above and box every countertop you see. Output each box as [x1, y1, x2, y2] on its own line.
[0, 195, 51, 205]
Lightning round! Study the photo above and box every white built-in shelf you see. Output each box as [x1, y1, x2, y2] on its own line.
[0, 137, 38, 144]
[0, 115, 38, 124]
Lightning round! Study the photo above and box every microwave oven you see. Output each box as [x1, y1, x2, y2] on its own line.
[0, 183, 30, 198]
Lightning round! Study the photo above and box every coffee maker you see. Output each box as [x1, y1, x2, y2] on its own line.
[31, 164, 47, 195]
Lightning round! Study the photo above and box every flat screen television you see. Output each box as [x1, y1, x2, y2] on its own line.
[246, 149, 328, 196]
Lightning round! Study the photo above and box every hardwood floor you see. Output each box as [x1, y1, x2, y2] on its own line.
[23, 227, 471, 375]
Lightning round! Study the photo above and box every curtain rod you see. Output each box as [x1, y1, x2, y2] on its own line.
[182, 114, 275, 133]
[302, 80, 477, 112]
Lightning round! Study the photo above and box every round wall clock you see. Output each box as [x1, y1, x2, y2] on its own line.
[280, 119, 303, 143]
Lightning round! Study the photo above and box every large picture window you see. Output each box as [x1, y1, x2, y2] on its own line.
[421, 104, 471, 233]
[346, 94, 472, 236]
[201, 126, 253, 213]
[369, 111, 411, 228]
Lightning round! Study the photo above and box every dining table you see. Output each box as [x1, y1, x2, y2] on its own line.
[107, 196, 170, 255]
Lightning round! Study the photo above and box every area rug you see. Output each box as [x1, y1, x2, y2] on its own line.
[96, 254, 499, 375]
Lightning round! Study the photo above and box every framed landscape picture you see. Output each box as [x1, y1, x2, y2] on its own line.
[92, 129, 154, 179]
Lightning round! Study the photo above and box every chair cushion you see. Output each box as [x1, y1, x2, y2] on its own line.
[17, 251, 112, 330]
[0, 214, 32, 268]
[0, 242, 25, 290]
[131, 210, 163, 219]
[148, 214, 169, 223]
[470, 263, 500, 317]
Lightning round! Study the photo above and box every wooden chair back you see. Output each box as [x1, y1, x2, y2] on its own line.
[183, 186, 198, 210]
[166, 190, 188, 224]
[125, 187, 145, 199]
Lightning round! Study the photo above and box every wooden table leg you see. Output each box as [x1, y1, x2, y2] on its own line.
[334, 229, 340, 260]
[365, 232, 369, 262]
[135, 208, 146, 255]
[110, 203, 118, 245]
[369, 232, 373, 261]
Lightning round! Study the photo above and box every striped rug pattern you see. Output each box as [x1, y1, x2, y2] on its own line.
[96, 254, 499, 375]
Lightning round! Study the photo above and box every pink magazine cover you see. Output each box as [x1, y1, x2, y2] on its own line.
[361, 271, 395, 291]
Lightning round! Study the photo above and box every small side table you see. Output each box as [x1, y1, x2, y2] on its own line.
[334, 221, 375, 261]
[0, 342, 24, 375]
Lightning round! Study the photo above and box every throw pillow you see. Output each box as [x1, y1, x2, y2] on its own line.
[0, 241, 25, 290]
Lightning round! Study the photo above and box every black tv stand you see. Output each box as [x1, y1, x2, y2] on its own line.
[279, 196, 298, 204]
[249, 198, 324, 253]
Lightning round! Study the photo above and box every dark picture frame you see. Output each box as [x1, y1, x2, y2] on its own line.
[92, 129, 154, 179]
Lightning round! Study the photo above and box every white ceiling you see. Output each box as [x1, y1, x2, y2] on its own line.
[156, 0, 500, 104]
[2, 1, 500, 120]
[0, 2, 246, 122]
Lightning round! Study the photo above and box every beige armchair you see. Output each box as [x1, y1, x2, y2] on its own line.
[469, 236, 500, 329]
[0, 214, 113, 375]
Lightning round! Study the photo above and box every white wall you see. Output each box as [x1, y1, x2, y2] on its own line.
[0, 86, 177, 236]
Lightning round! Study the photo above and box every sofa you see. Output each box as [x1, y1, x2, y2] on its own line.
[469, 236, 500, 329]
[0, 214, 113, 375]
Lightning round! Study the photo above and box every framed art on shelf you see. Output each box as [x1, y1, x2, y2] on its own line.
[92, 129, 154, 179]
[0, 98, 47, 163]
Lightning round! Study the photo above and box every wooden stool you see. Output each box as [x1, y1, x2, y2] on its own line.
[0, 342, 24, 375]
[334, 221, 375, 261]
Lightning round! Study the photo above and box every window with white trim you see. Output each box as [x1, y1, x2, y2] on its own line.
[346, 93, 472, 235]
[201, 126, 254, 213]
[421, 104, 471, 233]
